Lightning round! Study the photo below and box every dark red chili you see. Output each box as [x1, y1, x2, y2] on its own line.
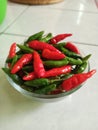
[28, 40, 60, 52]
[23, 72, 36, 81]
[33, 51, 45, 78]
[50, 89, 62, 95]
[42, 49, 66, 60]
[8, 43, 16, 58]
[11, 54, 33, 74]
[65, 42, 80, 54]
[42, 65, 72, 78]
[61, 69, 96, 91]
[50, 33, 72, 44]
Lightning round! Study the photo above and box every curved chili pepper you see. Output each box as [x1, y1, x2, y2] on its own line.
[8, 43, 16, 58]
[24, 65, 72, 81]
[34, 84, 56, 94]
[65, 42, 80, 54]
[59, 46, 81, 58]
[28, 40, 60, 53]
[43, 58, 69, 68]
[11, 55, 18, 68]
[33, 51, 45, 78]
[42, 49, 65, 60]
[40, 33, 53, 43]
[74, 62, 88, 74]
[17, 44, 34, 53]
[2, 68, 23, 85]
[11, 54, 33, 74]
[82, 54, 91, 62]
[23, 72, 36, 81]
[50, 33, 72, 44]
[66, 57, 83, 65]
[24, 78, 50, 87]
[42, 65, 72, 78]
[61, 69, 96, 91]
[25, 31, 44, 43]
[22, 65, 33, 72]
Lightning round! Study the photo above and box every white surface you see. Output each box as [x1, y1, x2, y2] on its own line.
[0, 1, 28, 33]
[0, 1, 98, 130]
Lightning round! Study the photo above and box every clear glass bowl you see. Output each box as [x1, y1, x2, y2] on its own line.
[5, 61, 90, 102]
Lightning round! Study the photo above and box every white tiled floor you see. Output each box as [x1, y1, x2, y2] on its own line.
[45, 0, 98, 12]
[0, 1, 98, 130]
[0, 1, 28, 33]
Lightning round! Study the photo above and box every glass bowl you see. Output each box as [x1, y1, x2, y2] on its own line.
[5, 60, 90, 102]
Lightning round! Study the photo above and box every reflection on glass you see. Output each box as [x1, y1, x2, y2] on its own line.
[77, 3, 84, 25]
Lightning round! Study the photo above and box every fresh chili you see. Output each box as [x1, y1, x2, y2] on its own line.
[8, 43, 16, 58]
[42, 49, 65, 60]
[28, 40, 61, 53]
[25, 31, 44, 43]
[65, 42, 80, 54]
[50, 33, 72, 44]
[33, 51, 45, 78]
[61, 69, 96, 91]
[11, 53, 33, 74]
[42, 65, 72, 78]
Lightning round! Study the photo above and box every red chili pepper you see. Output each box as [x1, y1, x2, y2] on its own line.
[11, 54, 33, 74]
[61, 69, 96, 91]
[23, 72, 36, 81]
[18, 70, 25, 78]
[42, 49, 66, 60]
[33, 51, 45, 78]
[65, 42, 80, 54]
[50, 89, 62, 95]
[50, 33, 72, 44]
[28, 40, 60, 52]
[42, 65, 72, 78]
[8, 43, 16, 58]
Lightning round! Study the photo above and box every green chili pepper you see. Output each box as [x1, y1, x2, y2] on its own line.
[2, 67, 23, 85]
[43, 58, 69, 68]
[6, 57, 13, 63]
[25, 31, 44, 43]
[54, 42, 66, 48]
[82, 54, 91, 62]
[11, 55, 18, 68]
[50, 73, 73, 86]
[59, 46, 81, 58]
[17, 44, 34, 53]
[73, 62, 88, 73]
[40, 33, 53, 43]
[22, 65, 33, 72]
[61, 73, 73, 80]
[24, 78, 50, 87]
[66, 57, 83, 65]
[34, 84, 56, 94]
[6, 54, 22, 64]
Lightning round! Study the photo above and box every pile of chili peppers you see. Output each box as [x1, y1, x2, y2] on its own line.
[2, 31, 96, 95]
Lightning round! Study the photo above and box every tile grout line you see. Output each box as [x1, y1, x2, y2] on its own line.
[3, 32, 28, 38]
[39, 6, 98, 14]
[72, 41, 98, 47]
[1, 6, 30, 34]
